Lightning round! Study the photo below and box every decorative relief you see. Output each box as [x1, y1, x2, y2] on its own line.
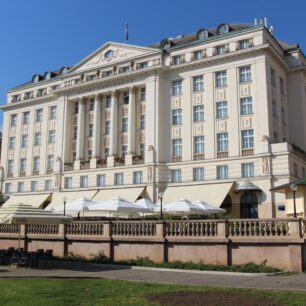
[73, 116, 78, 125]
[47, 145, 54, 154]
[147, 166, 153, 182]
[193, 93, 204, 105]
[22, 126, 28, 134]
[35, 123, 41, 132]
[20, 149, 27, 158]
[49, 120, 56, 130]
[104, 137, 110, 146]
[105, 109, 111, 120]
[193, 123, 204, 135]
[241, 117, 252, 129]
[33, 147, 40, 156]
[121, 134, 128, 144]
[216, 89, 226, 101]
[217, 120, 227, 132]
[240, 84, 251, 97]
[139, 132, 145, 143]
[72, 141, 77, 151]
[122, 106, 128, 117]
[9, 128, 16, 137]
[172, 126, 181, 138]
[8, 150, 14, 159]
[262, 157, 270, 174]
[88, 139, 93, 149]
[89, 114, 94, 123]
[171, 97, 181, 108]
[140, 103, 146, 114]
[272, 86, 276, 100]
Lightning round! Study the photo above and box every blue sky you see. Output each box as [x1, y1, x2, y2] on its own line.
[0, 0, 304, 128]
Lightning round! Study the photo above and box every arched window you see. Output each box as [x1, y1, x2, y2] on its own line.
[217, 24, 229, 35]
[61, 67, 69, 75]
[160, 39, 174, 49]
[197, 29, 209, 40]
[221, 194, 232, 214]
[32, 74, 41, 83]
[45, 72, 51, 80]
[240, 191, 258, 218]
[105, 50, 114, 59]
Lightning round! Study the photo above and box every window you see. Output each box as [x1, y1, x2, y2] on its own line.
[97, 174, 105, 187]
[65, 177, 72, 189]
[9, 137, 16, 150]
[172, 139, 182, 156]
[216, 101, 228, 119]
[10, 114, 17, 127]
[293, 162, 298, 177]
[172, 55, 181, 65]
[114, 173, 124, 185]
[71, 127, 77, 142]
[302, 167, 305, 178]
[5, 183, 12, 194]
[194, 136, 205, 154]
[218, 24, 229, 35]
[23, 112, 30, 124]
[89, 124, 93, 137]
[121, 145, 128, 158]
[216, 45, 226, 55]
[271, 68, 276, 86]
[74, 102, 79, 114]
[80, 176, 88, 188]
[18, 182, 24, 192]
[31, 181, 38, 192]
[49, 106, 57, 119]
[89, 99, 94, 111]
[242, 129, 254, 149]
[280, 77, 284, 94]
[240, 191, 258, 218]
[105, 121, 111, 135]
[122, 117, 128, 132]
[217, 133, 229, 152]
[193, 75, 204, 92]
[215, 71, 227, 87]
[140, 143, 145, 157]
[171, 169, 181, 183]
[48, 130, 56, 144]
[34, 132, 41, 146]
[217, 165, 228, 179]
[33, 157, 40, 172]
[239, 66, 252, 83]
[240, 97, 253, 115]
[198, 30, 208, 40]
[20, 158, 26, 173]
[140, 114, 145, 129]
[105, 95, 111, 108]
[193, 105, 204, 122]
[272, 100, 277, 117]
[172, 80, 182, 96]
[133, 171, 143, 184]
[123, 91, 129, 104]
[239, 39, 249, 49]
[172, 108, 182, 125]
[35, 109, 43, 122]
[8, 160, 14, 174]
[45, 180, 52, 191]
[193, 167, 204, 181]
[21, 135, 28, 148]
[47, 155, 54, 170]
[140, 88, 146, 101]
[138, 62, 148, 69]
[105, 50, 114, 59]
[104, 147, 110, 159]
[194, 50, 203, 60]
[242, 163, 254, 178]
[72, 152, 76, 162]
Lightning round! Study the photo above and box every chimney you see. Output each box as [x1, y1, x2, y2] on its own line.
[254, 18, 258, 25]
[264, 17, 268, 28]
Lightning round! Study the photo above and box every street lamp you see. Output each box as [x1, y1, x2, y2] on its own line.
[63, 197, 67, 216]
[158, 192, 164, 220]
[290, 184, 298, 218]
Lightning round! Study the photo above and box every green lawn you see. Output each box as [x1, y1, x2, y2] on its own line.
[0, 278, 306, 306]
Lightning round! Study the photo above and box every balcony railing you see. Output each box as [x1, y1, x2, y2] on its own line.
[242, 149, 254, 156]
[193, 154, 205, 161]
[217, 152, 228, 158]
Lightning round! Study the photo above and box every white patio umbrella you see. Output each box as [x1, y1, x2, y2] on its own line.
[155, 198, 206, 216]
[135, 198, 157, 212]
[52, 197, 97, 218]
[0, 203, 72, 251]
[88, 197, 149, 217]
[192, 200, 226, 214]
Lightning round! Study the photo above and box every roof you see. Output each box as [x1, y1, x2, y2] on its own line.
[270, 178, 306, 193]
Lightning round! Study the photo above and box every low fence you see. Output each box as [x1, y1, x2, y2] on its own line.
[0, 218, 306, 272]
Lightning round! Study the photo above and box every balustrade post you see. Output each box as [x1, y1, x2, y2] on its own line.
[20, 224, 27, 251]
[156, 222, 165, 238]
[58, 224, 67, 257]
[103, 221, 112, 238]
[217, 220, 228, 238]
[289, 219, 302, 238]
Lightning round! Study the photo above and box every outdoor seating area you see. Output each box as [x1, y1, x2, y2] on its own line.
[0, 248, 54, 268]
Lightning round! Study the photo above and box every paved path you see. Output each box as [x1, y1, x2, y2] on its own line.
[1, 261, 306, 292]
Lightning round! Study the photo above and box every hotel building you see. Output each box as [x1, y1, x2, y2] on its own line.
[1, 22, 306, 218]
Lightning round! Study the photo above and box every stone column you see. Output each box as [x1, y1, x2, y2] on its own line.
[108, 91, 118, 167]
[126, 87, 136, 165]
[74, 98, 85, 170]
[90, 94, 101, 169]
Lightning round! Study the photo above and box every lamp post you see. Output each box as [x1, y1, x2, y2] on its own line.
[63, 197, 67, 216]
[290, 184, 298, 218]
[158, 192, 164, 220]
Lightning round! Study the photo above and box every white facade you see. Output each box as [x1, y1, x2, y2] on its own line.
[2, 23, 306, 218]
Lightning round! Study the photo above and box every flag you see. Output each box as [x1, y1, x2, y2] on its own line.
[125, 22, 129, 42]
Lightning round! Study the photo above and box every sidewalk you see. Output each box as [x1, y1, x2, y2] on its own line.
[1, 261, 306, 292]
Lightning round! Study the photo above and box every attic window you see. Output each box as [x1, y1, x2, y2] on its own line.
[197, 29, 209, 40]
[61, 67, 69, 75]
[160, 39, 174, 49]
[218, 24, 229, 35]
[45, 72, 52, 80]
[33, 75, 40, 83]
[105, 50, 114, 59]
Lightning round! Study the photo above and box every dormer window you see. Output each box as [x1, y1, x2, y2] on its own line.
[32, 74, 42, 83]
[61, 67, 69, 75]
[105, 50, 114, 59]
[217, 24, 229, 35]
[45, 72, 52, 80]
[197, 29, 209, 40]
[160, 39, 174, 49]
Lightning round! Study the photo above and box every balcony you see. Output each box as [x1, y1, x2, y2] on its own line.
[114, 157, 125, 167]
[32, 170, 39, 176]
[171, 156, 182, 163]
[217, 152, 229, 158]
[132, 155, 144, 165]
[64, 163, 74, 171]
[80, 162, 90, 170]
[7, 173, 13, 178]
[97, 159, 107, 168]
[193, 154, 205, 161]
[242, 149, 254, 156]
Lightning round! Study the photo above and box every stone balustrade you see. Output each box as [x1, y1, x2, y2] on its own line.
[27, 224, 59, 235]
[165, 221, 218, 237]
[112, 221, 156, 237]
[0, 224, 19, 234]
[66, 221, 104, 236]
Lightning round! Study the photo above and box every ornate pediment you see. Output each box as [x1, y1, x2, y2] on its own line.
[72, 42, 158, 73]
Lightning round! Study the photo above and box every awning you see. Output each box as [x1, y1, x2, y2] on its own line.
[271, 178, 306, 193]
[235, 181, 261, 192]
[2, 193, 51, 208]
[162, 183, 233, 207]
[47, 190, 99, 209]
[93, 187, 146, 203]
